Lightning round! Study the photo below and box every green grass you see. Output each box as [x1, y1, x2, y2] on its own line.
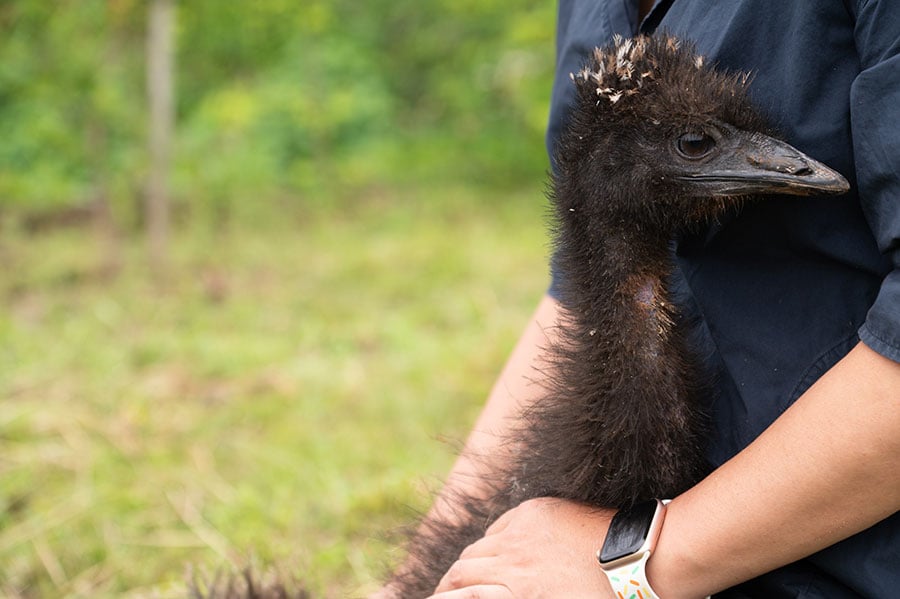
[0, 188, 549, 598]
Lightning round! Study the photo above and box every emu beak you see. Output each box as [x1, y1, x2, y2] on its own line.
[678, 132, 850, 196]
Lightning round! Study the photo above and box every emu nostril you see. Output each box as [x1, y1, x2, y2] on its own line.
[792, 163, 813, 176]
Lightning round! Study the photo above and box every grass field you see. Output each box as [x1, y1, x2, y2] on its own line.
[0, 189, 549, 598]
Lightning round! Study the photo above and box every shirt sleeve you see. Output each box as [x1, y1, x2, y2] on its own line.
[849, 0, 900, 362]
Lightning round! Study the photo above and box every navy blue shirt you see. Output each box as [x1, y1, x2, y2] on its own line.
[547, 1, 900, 596]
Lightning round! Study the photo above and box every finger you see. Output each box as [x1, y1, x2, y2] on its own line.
[458, 530, 506, 559]
[483, 507, 516, 536]
[482, 497, 559, 537]
[427, 584, 514, 599]
[434, 556, 503, 593]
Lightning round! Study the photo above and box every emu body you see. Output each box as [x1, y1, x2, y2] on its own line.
[384, 34, 847, 597]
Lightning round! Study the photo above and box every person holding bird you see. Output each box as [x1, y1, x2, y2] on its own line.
[374, 2, 900, 598]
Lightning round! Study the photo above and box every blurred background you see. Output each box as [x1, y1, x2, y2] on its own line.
[0, 1, 555, 596]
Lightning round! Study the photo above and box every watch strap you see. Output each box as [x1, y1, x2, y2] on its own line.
[602, 551, 660, 599]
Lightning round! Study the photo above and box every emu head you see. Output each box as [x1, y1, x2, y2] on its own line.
[554, 35, 849, 234]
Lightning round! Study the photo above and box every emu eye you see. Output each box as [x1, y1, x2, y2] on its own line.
[676, 132, 716, 159]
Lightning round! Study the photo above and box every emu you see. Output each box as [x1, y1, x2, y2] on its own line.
[381, 33, 847, 598]
[193, 34, 848, 598]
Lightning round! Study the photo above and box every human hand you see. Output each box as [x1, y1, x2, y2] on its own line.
[427, 497, 617, 598]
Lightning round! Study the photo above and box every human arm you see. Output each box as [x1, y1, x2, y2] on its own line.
[648, 340, 900, 598]
[370, 294, 562, 598]
[428, 340, 900, 598]
[434, 293, 563, 509]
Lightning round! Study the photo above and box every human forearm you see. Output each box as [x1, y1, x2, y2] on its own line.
[372, 295, 561, 598]
[650, 341, 900, 598]
[427, 294, 561, 519]
[424, 329, 900, 599]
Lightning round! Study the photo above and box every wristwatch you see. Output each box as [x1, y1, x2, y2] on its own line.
[597, 499, 667, 599]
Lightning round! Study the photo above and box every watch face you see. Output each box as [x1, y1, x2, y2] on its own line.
[598, 500, 658, 564]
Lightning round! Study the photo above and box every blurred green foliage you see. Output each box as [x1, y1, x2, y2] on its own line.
[0, 0, 555, 221]
[0, 3, 558, 595]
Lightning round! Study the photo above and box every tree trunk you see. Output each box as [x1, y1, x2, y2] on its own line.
[86, 117, 122, 279]
[146, 0, 174, 275]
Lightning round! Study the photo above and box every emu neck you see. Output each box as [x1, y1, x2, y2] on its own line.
[533, 212, 706, 507]
[573, 222, 680, 361]
[599, 224, 673, 286]
[618, 228, 674, 324]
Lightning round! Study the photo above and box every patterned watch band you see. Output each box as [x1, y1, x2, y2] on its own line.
[603, 551, 660, 599]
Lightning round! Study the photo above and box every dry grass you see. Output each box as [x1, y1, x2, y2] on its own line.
[0, 190, 548, 597]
